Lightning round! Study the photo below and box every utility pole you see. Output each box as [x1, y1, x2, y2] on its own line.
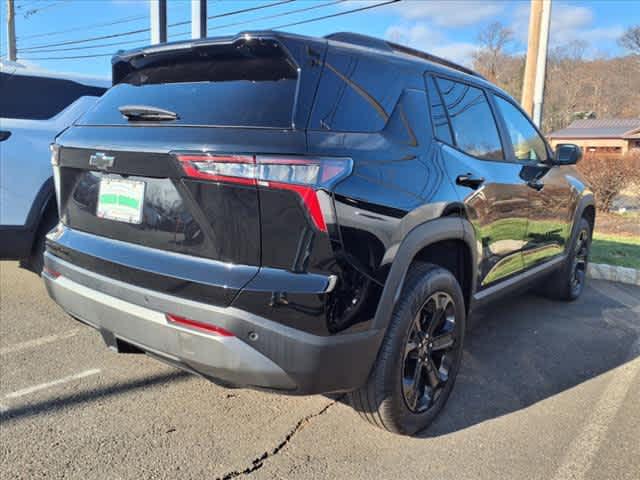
[150, 0, 167, 45]
[521, 0, 543, 116]
[6, 0, 17, 61]
[532, 0, 552, 128]
[191, 0, 207, 40]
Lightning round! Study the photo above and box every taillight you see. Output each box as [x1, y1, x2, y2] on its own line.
[165, 314, 235, 337]
[176, 154, 256, 186]
[43, 265, 61, 279]
[174, 153, 352, 232]
[50, 144, 62, 216]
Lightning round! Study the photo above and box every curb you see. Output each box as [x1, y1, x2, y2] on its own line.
[588, 263, 640, 286]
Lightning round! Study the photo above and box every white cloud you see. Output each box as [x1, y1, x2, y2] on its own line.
[385, 23, 443, 46]
[430, 42, 478, 65]
[384, 23, 477, 65]
[393, 0, 505, 28]
[513, 2, 624, 48]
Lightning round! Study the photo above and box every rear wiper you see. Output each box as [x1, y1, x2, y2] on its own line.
[119, 105, 179, 121]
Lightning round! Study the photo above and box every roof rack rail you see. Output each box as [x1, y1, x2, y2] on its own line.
[325, 32, 484, 80]
[325, 32, 393, 52]
[387, 41, 484, 79]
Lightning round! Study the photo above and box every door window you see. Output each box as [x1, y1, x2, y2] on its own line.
[435, 77, 504, 161]
[494, 95, 549, 162]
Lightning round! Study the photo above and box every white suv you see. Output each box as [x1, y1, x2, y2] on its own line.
[0, 60, 108, 271]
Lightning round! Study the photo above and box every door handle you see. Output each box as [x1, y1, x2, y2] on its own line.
[456, 173, 485, 189]
[527, 179, 544, 191]
[0, 131, 11, 142]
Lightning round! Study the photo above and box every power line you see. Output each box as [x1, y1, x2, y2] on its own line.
[17, 0, 401, 61]
[203, 0, 295, 21]
[270, 0, 400, 29]
[18, 0, 294, 52]
[18, 52, 115, 60]
[17, 35, 150, 54]
[17, 25, 150, 52]
[15, 0, 47, 10]
[22, 0, 69, 18]
[17, 14, 147, 42]
[170, 0, 344, 37]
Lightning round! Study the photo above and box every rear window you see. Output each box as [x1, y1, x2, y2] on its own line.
[79, 40, 298, 129]
[434, 77, 504, 161]
[0, 72, 105, 120]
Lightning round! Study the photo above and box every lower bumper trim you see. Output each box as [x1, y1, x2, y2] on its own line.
[43, 251, 383, 394]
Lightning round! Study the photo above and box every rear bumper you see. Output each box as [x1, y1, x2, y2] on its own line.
[43, 252, 382, 394]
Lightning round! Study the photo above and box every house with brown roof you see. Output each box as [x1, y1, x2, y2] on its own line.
[548, 119, 640, 156]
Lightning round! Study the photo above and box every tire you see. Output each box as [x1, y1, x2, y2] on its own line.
[544, 217, 592, 301]
[348, 262, 466, 435]
[23, 207, 58, 274]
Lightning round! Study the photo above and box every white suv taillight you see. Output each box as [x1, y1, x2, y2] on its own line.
[174, 153, 352, 232]
[50, 143, 62, 216]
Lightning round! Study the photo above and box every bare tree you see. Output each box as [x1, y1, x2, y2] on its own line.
[619, 25, 640, 54]
[473, 22, 514, 83]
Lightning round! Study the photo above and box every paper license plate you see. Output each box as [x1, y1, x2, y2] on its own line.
[97, 177, 145, 224]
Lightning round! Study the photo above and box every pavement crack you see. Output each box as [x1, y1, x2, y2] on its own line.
[216, 397, 340, 480]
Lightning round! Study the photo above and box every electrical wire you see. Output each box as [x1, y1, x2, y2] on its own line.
[18, 0, 401, 61]
[17, 35, 151, 54]
[18, 52, 115, 60]
[270, 0, 400, 29]
[22, 0, 69, 18]
[15, 0, 46, 11]
[17, 14, 147, 42]
[170, 0, 346, 38]
[18, 0, 295, 52]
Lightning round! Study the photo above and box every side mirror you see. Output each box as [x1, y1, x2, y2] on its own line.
[554, 144, 582, 165]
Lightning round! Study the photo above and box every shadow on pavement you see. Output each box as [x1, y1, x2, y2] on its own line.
[422, 281, 640, 437]
[1, 370, 191, 423]
[3, 280, 638, 439]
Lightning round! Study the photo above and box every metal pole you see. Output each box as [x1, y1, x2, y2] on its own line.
[6, 0, 17, 61]
[532, 0, 552, 128]
[150, 0, 167, 45]
[521, 0, 543, 115]
[191, 0, 207, 40]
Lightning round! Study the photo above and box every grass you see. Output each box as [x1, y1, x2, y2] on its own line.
[591, 233, 640, 269]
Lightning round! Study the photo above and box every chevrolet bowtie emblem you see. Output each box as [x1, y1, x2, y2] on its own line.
[89, 152, 115, 170]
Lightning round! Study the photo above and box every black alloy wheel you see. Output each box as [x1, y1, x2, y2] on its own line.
[570, 227, 590, 297]
[402, 291, 458, 413]
[348, 262, 466, 435]
[542, 217, 592, 301]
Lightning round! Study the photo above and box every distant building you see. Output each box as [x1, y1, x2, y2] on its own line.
[548, 119, 640, 156]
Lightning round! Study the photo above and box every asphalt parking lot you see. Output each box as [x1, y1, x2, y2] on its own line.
[1, 261, 639, 480]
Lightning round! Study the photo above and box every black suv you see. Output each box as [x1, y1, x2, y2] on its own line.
[44, 32, 594, 435]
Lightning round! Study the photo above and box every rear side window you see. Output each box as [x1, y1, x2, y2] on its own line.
[435, 77, 503, 161]
[309, 47, 405, 132]
[494, 95, 549, 162]
[425, 76, 453, 144]
[80, 41, 298, 129]
[0, 72, 105, 120]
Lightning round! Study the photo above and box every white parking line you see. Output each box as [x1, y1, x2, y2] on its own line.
[0, 330, 80, 355]
[4, 369, 101, 400]
[551, 356, 640, 480]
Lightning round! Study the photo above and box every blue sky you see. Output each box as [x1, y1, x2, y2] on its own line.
[1, 0, 637, 79]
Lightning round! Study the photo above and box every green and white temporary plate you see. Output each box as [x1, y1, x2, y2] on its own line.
[97, 177, 145, 224]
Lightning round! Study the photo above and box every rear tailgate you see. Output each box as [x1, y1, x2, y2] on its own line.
[51, 34, 326, 307]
